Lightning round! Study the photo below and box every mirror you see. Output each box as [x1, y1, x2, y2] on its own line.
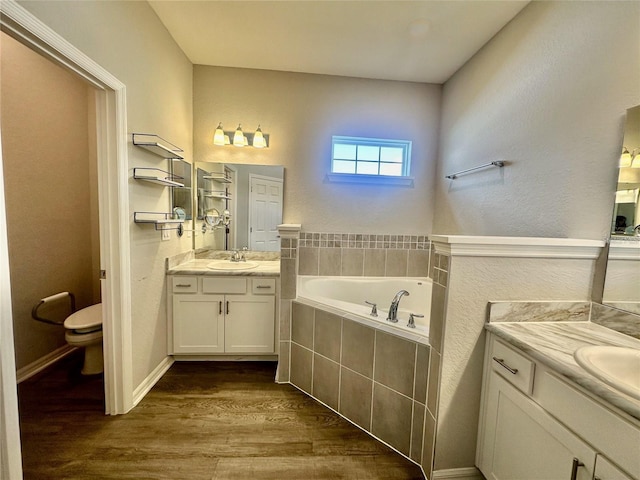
[193, 162, 284, 252]
[171, 159, 192, 221]
[603, 105, 640, 314]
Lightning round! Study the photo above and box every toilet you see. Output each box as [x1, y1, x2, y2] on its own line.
[64, 303, 103, 375]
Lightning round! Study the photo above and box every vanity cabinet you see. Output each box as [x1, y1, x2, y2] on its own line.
[169, 275, 276, 355]
[477, 334, 640, 480]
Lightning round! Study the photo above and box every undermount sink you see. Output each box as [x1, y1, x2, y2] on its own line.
[574, 345, 640, 400]
[207, 261, 259, 271]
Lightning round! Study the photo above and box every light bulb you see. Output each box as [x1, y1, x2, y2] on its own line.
[253, 125, 265, 148]
[213, 123, 225, 146]
[233, 124, 245, 147]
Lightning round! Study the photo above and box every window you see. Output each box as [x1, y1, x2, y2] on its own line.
[331, 136, 412, 181]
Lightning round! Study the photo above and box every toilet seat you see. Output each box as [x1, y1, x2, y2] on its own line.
[64, 303, 102, 333]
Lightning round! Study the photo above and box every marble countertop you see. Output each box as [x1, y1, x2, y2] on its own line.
[486, 321, 640, 421]
[167, 259, 280, 276]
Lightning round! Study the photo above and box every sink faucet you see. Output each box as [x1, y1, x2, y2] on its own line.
[230, 250, 241, 262]
[387, 290, 410, 323]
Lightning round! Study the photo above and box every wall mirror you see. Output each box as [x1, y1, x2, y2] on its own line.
[193, 162, 284, 252]
[602, 104, 640, 314]
[171, 159, 192, 221]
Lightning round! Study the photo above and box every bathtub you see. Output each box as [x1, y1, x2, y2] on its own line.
[297, 275, 431, 343]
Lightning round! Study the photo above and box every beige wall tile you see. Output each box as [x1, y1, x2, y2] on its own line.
[279, 300, 291, 341]
[341, 248, 364, 276]
[319, 247, 342, 276]
[292, 302, 314, 349]
[342, 320, 375, 378]
[298, 247, 319, 275]
[374, 332, 417, 397]
[414, 344, 430, 404]
[312, 354, 340, 410]
[422, 410, 436, 477]
[339, 367, 373, 431]
[364, 249, 386, 277]
[277, 341, 290, 382]
[408, 250, 430, 277]
[314, 310, 342, 362]
[386, 250, 409, 277]
[429, 284, 446, 354]
[280, 258, 297, 300]
[371, 383, 413, 456]
[427, 349, 440, 417]
[290, 343, 313, 394]
[411, 402, 425, 464]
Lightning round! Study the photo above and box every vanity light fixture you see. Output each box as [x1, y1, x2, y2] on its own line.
[212, 123, 269, 148]
[620, 147, 640, 168]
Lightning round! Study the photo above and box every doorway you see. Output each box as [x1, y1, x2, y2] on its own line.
[0, 3, 133, 478]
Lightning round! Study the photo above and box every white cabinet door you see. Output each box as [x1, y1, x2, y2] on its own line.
[225, 295, 275, 353]
[481, 372, 596, 480]
[173, 295, 224, 354]
[594, 454, 635, 480]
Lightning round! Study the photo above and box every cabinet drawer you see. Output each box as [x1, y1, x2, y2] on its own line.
[202, 277, 247, 294]
[172, 276, 198, 293]
[252, 278, 276, 295]
[491, 339, 535, 395]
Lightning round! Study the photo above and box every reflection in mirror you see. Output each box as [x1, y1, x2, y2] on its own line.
[193, 163, 284, 252]
[603, 105, 640, 315]
[171, 159, 192, 220]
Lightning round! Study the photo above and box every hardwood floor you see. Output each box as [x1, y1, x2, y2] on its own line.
[19, 355, 424, 479]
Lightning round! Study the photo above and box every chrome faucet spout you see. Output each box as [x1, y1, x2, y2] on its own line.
[386, 290, 410, 323]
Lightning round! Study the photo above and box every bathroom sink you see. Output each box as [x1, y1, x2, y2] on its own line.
[574, 346, 640, 400]
[207, 261, 259, 271]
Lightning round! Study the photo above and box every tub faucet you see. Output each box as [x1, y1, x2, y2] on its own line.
[387, 290, 409, 323]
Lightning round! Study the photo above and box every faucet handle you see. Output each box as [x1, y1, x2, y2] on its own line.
[407, 313, 424, 329]
[365, 301, 378, 317]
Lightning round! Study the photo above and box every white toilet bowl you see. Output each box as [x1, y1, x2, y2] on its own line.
[64, 303, 103, 375]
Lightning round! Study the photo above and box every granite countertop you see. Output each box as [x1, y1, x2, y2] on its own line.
[167, 259, 280, 276]
[486, 321, 640, 421]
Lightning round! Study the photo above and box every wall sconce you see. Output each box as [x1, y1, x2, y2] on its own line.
[213, 123, 269, 148]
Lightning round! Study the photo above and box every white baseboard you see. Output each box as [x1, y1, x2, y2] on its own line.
[432, 467, 484, 480]
[132, 356, 174, 408]
[16, 344, 77, 383]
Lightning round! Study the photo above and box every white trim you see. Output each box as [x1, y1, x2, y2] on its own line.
[430, 235, 604, 259]
[326, 173, 415, 187]
[16, 345, 77, 384]
[432, 467, 484, 480]
[0, 87, 23, 480]
[609, 239, 640, 261]
[0, 0, 133, 420]
[132, 357, 174, 407]
[277, 224, 302, 238]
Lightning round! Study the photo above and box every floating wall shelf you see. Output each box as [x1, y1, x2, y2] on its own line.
[133, 168, 184, 187]
[203, 173, 232, 184]
[132, 133, 184, 160]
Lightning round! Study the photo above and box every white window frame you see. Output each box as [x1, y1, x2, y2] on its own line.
[328, 135, 414, 186]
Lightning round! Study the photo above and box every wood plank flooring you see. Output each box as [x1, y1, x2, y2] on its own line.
[19, 355, 424, 479]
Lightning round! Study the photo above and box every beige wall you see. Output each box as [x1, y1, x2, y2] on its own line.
[1, 32, 99, 370]
[19, 0, 194, 387]
[434, 1, 640, 240]
[194, 66, 441, 235]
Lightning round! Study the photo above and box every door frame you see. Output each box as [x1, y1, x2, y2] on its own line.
[0, 2, 133, 476]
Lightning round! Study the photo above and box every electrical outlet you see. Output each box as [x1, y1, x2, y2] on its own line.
[161, 225, 170, 241]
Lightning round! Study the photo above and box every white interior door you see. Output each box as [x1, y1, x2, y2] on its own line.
[249, 174, 283, 251]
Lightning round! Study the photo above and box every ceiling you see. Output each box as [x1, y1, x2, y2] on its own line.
[149, 1, 529, 84]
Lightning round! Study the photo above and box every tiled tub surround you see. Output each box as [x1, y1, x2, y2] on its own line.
[289, 301, 439, 477]
[298, 232, 431, 277]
